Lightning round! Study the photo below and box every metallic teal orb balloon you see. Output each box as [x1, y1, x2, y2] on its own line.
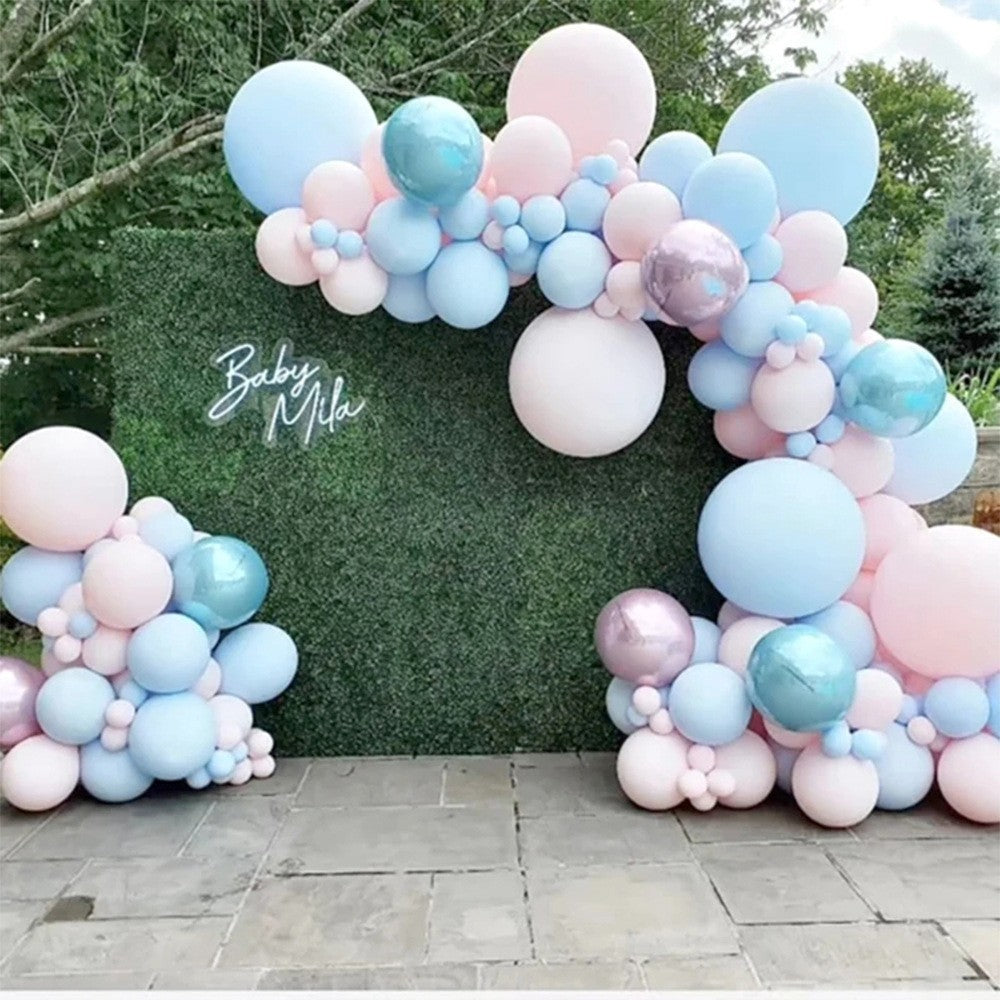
[839, 339, 946, 438]
[382, 96, 483, 208]
[171, 536, 269, 630]
[747, 624, 856, 732]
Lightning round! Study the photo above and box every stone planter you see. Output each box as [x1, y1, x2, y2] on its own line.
[918, 426, 1000, 527]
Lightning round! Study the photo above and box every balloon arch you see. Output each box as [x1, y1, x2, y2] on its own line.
[1, 23, 998, 825]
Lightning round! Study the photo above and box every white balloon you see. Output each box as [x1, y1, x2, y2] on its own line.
[508, 307, 665, 457]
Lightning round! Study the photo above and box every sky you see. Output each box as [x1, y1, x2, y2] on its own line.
[765, 0, 1000, 149]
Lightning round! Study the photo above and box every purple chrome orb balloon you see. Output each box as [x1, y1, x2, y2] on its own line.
[594, 588, 695, 686]
[0, 656, 44, 750]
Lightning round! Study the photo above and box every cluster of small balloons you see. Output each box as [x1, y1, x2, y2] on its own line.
[0, 427, 297, 811]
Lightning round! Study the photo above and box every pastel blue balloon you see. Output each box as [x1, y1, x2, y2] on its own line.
[223, 61, 376, 215]
[813, 306, 852, 358]
[924, 678, 990, 739]
[885, 394, 977, 505]
[851, 728, 887, 761]
[215, 622, 298, 704]
[537, 231, 611, 309]
[208, 749, 236, 782]
[839, 339, 946, 438]
[825, 339, 862, 382]
[172, 536, 269, 631]
[718, 77, 879, 225]
[682, 152, 777, 249]
[747, 624, 857, 732]
[203, 627, 221, 650]
[772, 742, 800, 793]
[520, 195, 566, 244]
[310, 219, 338, 248]
[821, 720, 852, 757]
[742, 234, 783, 281]
[383, 272, 435, 324]
[36, 668, 114, 746]
[986, 674, 1000, 738]
[491, 196, 520, 227]
[439, 189, 490, 240]
[896, 693, 921, 725]
[581, 154, 618, 186]
[365, 198, 442, 276]
[0, 547, 82, 625]
[186, 767, 212, 790]
[425, 241, 509, 329]
[560, 178, 610, 232]
[68, 611, 97, 640]
[798, 601, 876, 670]
[698, 458, 865, 618]
[128, 692, 215, 781]
[786, 432, 816, 459]
[232, 741, 249, 764]
[127, 613, 210, 694]
[639, 131, 712, 198]
[687, 341, 761, 411]
[606, 677, 640, 735]
[138, 512, 193, 562]
[815, 414, 845, 444]
[382, 96, 482, 208]
[117, 679, 149, 708]
[337, 230, 363, 259]
[689, 616, 721, 665]
[875, 722, 934, 810]
[504, 239, 542, 277]
[502, 225, 530, 256]
[775, 314, 808, 344]
[669, 661, 752, 746]
[720, 281, 794, 357]
[80, 742, 153, 803]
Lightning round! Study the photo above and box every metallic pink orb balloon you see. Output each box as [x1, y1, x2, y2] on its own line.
[594, 588, 694, 686]
[0, 656, 44, 749]
[640, 219, 748, 328]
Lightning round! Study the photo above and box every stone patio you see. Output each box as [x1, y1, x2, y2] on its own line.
[0, 753, 997, 991]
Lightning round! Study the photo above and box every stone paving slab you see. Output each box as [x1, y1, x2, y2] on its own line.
[260, 964, 478, 989]
[442, 757, 514, 806]
[181, 795, 290, 859]
[942, 920, 1000, 983]
[676, 797, 856, 843]
[0, 806, 55, 860]
[0, 859, 85, 901]
[0, 971, 155, 990]
[150, 968, 264, 989]
[513, 754, 628, 818]
[297, 758, 445, 807]
[641, 953, 759, 989]
[478, 959, 644, 989]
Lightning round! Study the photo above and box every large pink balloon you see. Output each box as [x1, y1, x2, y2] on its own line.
[82, 540, 172, 630]
[713, 405, 785, 460]
[0, 427, 127, 552]
[302, 160, 375, 230]
[360, 123, 398, 202]
[870, 526, 1000, 678]
[1, 734, 79, 811]
[842, 568, 875, 613]
[807, 267, 879, 338]
[937, 734, 1000, 824]
[750, 359, 835, 433]
[792, 744, 878, 827]
[714, 731, 776, 808]
[858, 493, 922, 570]
[775, 211, 847, 293]
[255, 208, 317, 286]
[490, 116, 573, 201]
[506, 23, 656, 159]
[319, 252, 388, 315]
[0, 657, 44, 749]
[616, 728, 689, 810]
[603, 183, 682, 262]
[829, 426, 894, 499]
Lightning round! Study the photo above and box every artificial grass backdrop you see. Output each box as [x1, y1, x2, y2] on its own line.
[112, 230, 736, 755]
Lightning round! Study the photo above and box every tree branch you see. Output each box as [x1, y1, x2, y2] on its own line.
[0, 276, 40, 304]
[0, 0, 40, 74]
[297, 0, 378, 60]
[0, 305, 108, 353]
[2, 0, 99, 87]
[16, 345, 101, 355]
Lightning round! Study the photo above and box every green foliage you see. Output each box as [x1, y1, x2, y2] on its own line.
[947, 363, 1000, 427]
[111, 230, 735, 754]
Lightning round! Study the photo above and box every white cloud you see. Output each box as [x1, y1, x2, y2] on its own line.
[765, 0, 1000, 149]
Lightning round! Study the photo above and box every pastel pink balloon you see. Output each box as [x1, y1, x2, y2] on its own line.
[763, 718, 817, 750]
[193, 659, 222, 700]
[100, 725, 128, 752]
[791, 744, 879, 827]
[830, 426, 894, 498]
[605, 261, 646, 315]
[603, 183, 682, 262]
[319, 252, 388, 315]
[255, 208, 318, 286]
[717, 600, 751, 631]
[476, 134, 494, 192]
[130, 497, 174, 522]
[360, 123, 398, 202]
[58, 582, 86, 615]
[111, 515, 139, 539]
[490, 116, 573, 201]
[871, 526, 1000, 678]
[0, 734, 79, 811]
[40, 649, 68, 677]
[713, 405, 785, 460]
[714, 731, 776, 808]
[690, 321, 720, 342]
[37, 607, 68, 637]
[718, 616, 784, 674]
[104, 698, 135, 729]
[82, 540, 172, 630]
[846, 668, 904, 731]
[775, 211, 847, 293]
[750, 359, 835, 433]
[229, 758, 253, 785]
[808, 267, 879, 338]
[856, 328, 883, 347]
[209, 694, 253, 742]
[251, 754, 276, 779]
[688, 744, 716, 773]
[81, 626, 130, 676]
[859, 494, 921, 570]
[302, 160, 375, 231]
[247, 727, 274, 758]
[0, 427, 128, 552]
[907, 715, 936, 747]
[616, 728, 690, 810]
[0, 657, 44, 749]
[903, 671, 934, 697]
[936, 733, 1000, 824]
[842, 568, 876, 613]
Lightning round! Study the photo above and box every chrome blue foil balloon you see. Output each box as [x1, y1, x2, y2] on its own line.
[839, 339, 946, 438]
[382, 96, 483, 208]
[171, 536, 269, 630]
[747, 624, 856, 733]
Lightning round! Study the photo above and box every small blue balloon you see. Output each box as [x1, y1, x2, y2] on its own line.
[560, 178, 610, 232]
[491, 195, 520, 227]
[786, 432, 816, 459]
[874, 722, 935, 810]
[798, 601, 876, 670]
[923, 678, 990, 739]
[815, 414, 845, 444]
[203, 627, 221, 650]
[0, 547, 82, 625]
[687, 341, 761, 412]
[208, 749, 237, 781]
[186, 767, 212, 790]
[536, 231, 611, 309]
[668, 662, 752, 746]
[503, 239, 542, 277]
[813, 305, 852, 358]
[625, 704, 648, 728]
[127, 613, 210, 694]
[520, 195, 566, 244]
[383, 272, 435, 324]
[439, 189, 490, 240]
[774, 314, 808, 344]
[638, 131, 712, 198]
[68, 611, 97, 640]
[310, 219, 338, 249]
[365, 198, 442, 276]
[986, 675, 1000, 738]
[839, 339, 946, 438]
[742, 235, 783, 281]
[425, 240, 509, 329]
[232, 741, 249, 764]
[747, 624, 857, 732]
[896, 694, 921, 725]
[336, 230, 363, 259]
[117, 679, 149, 708]
[172, 536, 269, 631]
[80, 742, 154, 803]
[821, 720, 852, 757]
[682, 152, 777, 249]
[851, 728, 887, 761]
[129, 692, 215, 781]
[689, 616, 721, 665]
[502, 224, 530, 256]
[215, 622, 298, 704]
[36, 668, 114, 746]
[382, 96, 482, 208]
[583, 154, 618, 186]
[138, 511, 194, 562]
[720, 281, 794, 357]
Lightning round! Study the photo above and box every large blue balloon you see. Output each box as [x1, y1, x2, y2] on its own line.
[798, 601, 876, 670]
[80, 742, 154, 803]
[682, 152, 777, 249]
[536, 231, 611, 309]
[874, 722, 935, 810]
[741, 235, 783, 282]
[639, 131, 712, 199]
[747, 624, 856, 732]
[382, 272, 435, 324]
[720, 281, 794, 358]
[439, 189, 490, 241]
[365, 198, 442, 276]
[382, 96, 482, 208]
[839, 339, 946, 438]
[986, 674, 1000, 738]
[425, 241, 509, 329]
[718, 78, 879, 225]
[669, 661, 751, 746]
[560, 178, 610, 232]
[36, 668, 114, 746]
[128, 692, 215, 781]
[172, 536, 269, 631]
[127, 613, 211, 694]
[697, 458, 865, 618]
[215, 622, 298, 704]
[223, 61, 376, 215]
[0, 547, 82, 625]
[687, 341, 761, 411]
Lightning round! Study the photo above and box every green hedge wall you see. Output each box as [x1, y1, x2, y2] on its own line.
[111, 230, 736, 755]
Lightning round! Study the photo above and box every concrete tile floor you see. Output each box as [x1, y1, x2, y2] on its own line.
[0, 753, 997, 991]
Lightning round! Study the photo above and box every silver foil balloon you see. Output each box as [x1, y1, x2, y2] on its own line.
[0, 656, 44, 749]
[641, 219, 749, 327]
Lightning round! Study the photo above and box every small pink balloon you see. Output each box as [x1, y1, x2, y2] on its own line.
[482, 220, 505, 251]
[230, 758, 254, 786]
[690, 321, 720, 342]
[209, 694, 253, 742]
[930, 733, 950, 754]
[718, 616, 783, 674]
[775, 211, 848, 293]
[796, 332, 825, 361]
[791, 743, 878, 827]
[843, 569, 875, 613]
[319, 252, 388, 315]
[0, 657, 44, 749]
[82, 626, 131, 676]
[360, 123, 398, 202]
[0, 734, 79, 811]
[713, 406, 786, 460]
[616, 728, 690, 810]
[678, 768, 708, 799]
[856, 328, 884, 347]
[251, 754, 276, 779]
[193, 659, 222, 700]
[907, 716, 936, 747]
[129, 497, 174, 522]
[603, 183, 682, 262]
[689, 791, 718, 811]
[490, 116, 573, 201]
[859, 494, 922, 570]
[509, 270, 532, 288]
[846, 668, 904, 731]
[936, 733, 1000, 824]
[809, 267, 879, 338]
[687, 744, 716, 773]
[37, 607, 69, 638]
[717, 600, 751, 631]
[592, 292, 618, 319]
[82, 541, 172, 630]
[751, 359, 835, 433]
[302, 160, 375, 230]
[58, 582, 86, 615]
[475, 134, 493, 192]
[605, 261, 646, 315]
[53, 634, 82, 664]
[808, 443, 835, 470]
[609, 167, 638, 194]
[255, 208, 318, 286]
[714, 731, 776, 808]
[311, 249, 339, 276]
[247, 727, 274, 758]
[631, 685, 661, 717]
[100, 725, 128, 752]
[830, 426, 894, 499]
[111, 515, 139, 539]
[707, 768, 736, 799]
[104, 698, 135, 729]
[648, 708, 674, 734]
[765, 340, 796, 370]
[763, 718, 816, 750]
